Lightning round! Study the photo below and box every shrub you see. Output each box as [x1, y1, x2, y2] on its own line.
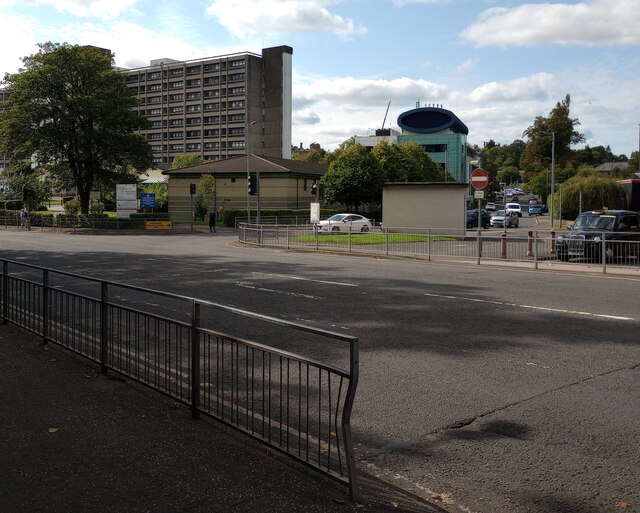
[63, 199, 81, 215]
[89, 199, 104, 214]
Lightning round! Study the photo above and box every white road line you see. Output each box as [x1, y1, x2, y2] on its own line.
[250, 271, 356, 287]
[235, 281, 324, 300]
[424, 292, 636, 321]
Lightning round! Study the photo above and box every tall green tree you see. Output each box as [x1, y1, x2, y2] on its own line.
[520, 94, 585, 172]
[554, 169, 625, 219]
[0, 43, 152, 214]
[321, 144, 384, 209]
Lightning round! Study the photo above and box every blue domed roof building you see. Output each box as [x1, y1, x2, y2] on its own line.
[354, 104, 470, 183]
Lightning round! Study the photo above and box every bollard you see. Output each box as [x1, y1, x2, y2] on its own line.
[501, 232, 507, 259]
[527, 230, 533, 257]
[550, 231, 556, 255]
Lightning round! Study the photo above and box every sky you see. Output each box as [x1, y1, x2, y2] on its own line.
[1, 0, 639, 158]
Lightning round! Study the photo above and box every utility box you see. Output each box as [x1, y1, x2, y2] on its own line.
[382, 182, 468, 230]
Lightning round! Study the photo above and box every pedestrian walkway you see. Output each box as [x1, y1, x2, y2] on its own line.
[0, 324, 444, 513]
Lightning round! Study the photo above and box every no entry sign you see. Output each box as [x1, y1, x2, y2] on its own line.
[470, 168, 489, 190]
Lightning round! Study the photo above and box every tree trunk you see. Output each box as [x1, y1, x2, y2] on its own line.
[79, 188, 91, 214]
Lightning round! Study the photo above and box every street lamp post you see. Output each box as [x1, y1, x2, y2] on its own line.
[246, 120, 258, 223]
[549, 131, 556, 227]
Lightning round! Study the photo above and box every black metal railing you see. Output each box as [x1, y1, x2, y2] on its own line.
[0, 258, 359, 499]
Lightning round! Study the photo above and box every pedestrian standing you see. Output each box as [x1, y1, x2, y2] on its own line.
[208, 211, 216, 233]
[19, 209, 27, 230]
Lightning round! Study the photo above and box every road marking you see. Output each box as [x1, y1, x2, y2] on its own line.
[250, 272, 356, 287]
[235, 281, 324, 300]
[424, 293, 636, 321]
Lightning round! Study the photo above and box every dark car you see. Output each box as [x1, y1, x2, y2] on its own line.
[555, 210, 640, 262]
[466, 209, 491, 229]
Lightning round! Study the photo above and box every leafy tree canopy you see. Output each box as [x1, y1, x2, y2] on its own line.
[554, 169, 625, 219]
[0, 42, 153, 213]
[520, 94, 585, 171]
[171, 154, 206, 169]
[321, 144, 385, 209]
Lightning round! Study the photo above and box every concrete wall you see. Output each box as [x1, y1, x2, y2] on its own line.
[382, 182, 467, 230]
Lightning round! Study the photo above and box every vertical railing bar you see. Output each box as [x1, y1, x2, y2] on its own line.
[344, 338, 360, 501]
[2, 261, 8, 325]
[298, 360, 302, 457]
[190, 301, 201, 420]
[245, 344, 250, 430]
[100, 282, 108, 374]
[286, 358, 290, 451]
[327, 372, 332, 471]
[318, 367, 322, 466]
[279, 355, 283, 447]
[334, 377, 345, 476]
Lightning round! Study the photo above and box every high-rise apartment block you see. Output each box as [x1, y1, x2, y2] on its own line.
[124, 45, 293, 167]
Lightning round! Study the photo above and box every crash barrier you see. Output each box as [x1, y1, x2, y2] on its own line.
[238, 224, 640, 274]
[0, 258, 359, 499]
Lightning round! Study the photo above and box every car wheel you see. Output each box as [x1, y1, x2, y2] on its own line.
[483, 222, 490, 229]
[361, 225, 370, 232]
[331, 226, 340, 232]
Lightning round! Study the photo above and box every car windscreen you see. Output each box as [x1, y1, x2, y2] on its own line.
[572, 214, 615, 231]
[327, 214, 347, 222]
[494, 210, 505, 216]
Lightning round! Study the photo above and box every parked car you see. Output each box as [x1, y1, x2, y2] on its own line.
[317, 213, 372, 233]
[466, 209, 491, 229]
[490, 210, 519, 228]
[528, 204, 544, 216]
[485, 202, 496, 212]
[555, 210, 640, 262]
[505, 202, 522, 217]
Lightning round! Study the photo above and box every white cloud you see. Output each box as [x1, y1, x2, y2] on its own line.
[466, 72, 555, 103]
[205, 0, 367, 38]
[392, 0, 453, 5]
[455, 58, 477, 74]
[462, 0, 640, 47]
[20, 0, 142, 18]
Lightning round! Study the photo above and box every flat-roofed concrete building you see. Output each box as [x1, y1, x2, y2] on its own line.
[124, 45, 293, 167]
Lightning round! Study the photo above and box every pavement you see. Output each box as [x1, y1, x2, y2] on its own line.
[0, 322, 446, 513]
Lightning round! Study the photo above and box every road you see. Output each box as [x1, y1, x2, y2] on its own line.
[1, 229, 638, 513]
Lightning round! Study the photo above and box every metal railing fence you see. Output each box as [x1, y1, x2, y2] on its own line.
[238, 223, 640, 274]
[0, 258, 359, 499]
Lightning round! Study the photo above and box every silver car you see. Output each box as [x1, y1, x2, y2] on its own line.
[490, 210, 519, 228]
[317, 213, 372, 232]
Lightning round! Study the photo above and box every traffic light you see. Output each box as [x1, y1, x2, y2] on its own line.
[248, 172, 258, 196]
[189, 183, 196, 195]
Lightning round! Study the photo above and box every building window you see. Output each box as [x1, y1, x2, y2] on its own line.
[170, 81, 183, 89]
[230, 59, 245, 68]
[204, 129, 220, 136]
[186, 104, 201, 112]
[186, 143, 201, 150]
[151, 120, 162, 128]
[204, 77, 219, 85]
[229, 141, 245, 148]
[203, 63, 220, 72]
[229, 114, 245, 122]
[170, 119, 183, 126]
[150, 145, 162, 151]
[186, 130, 201, 138]
[229, 100, 245, 108]
[170, 68, 183, 76]
[186, 79, 201, 87]
[203, 116, 220, 124]
[186, 66, 201, 74]
[170, 94, 184, 101]
[148, 71, 161, 79]
[203, 90, 220, 98]
[170, 106, 184, 113]
[186, 92, 201, 100]
[186, 117, 201, 125]
[152, 157, 162, 163]
[169, 131, 184, 139]
[423, 144, 448, 152]
[148, 84, 162, 91]
[229, 127, 244, 135]
[147, 96, 162, 104]
[148, 108, 162, 115]
[148, 133, 162, 140]
[170, 144, 184, 151]
[229, 87, 245, 95]
[229, 73, 245, 81]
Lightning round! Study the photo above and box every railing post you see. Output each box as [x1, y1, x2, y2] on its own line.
[191, 301, 201, 420]
[549, 231, 556, 255]
[501, 232, 507, 259]
[100, 282, 109, 374]
[348, 230, 352, 253]
[534, 230, 539, 269]
[602, 232, 607, 275]
[1, 260, 7, 325]
[42, 269, 49, 346]
[427, 229, 431, 261]
[527, 231, 534, 257]
[385, 227, 389, 256]
[476, 232, 482, 264]
[343, 338, 359, 501]
[286, 225, 290, 250]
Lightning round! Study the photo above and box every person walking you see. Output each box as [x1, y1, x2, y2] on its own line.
[19, 209, 28, 230]
[208, 211, 216, 233]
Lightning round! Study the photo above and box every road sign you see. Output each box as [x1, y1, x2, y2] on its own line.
[470, 168, 489, 190]
[474, 190, 485, 199]
[140, 193, 156, 209]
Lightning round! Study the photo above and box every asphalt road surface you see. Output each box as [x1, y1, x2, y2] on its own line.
[1, 229, 638, 513]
